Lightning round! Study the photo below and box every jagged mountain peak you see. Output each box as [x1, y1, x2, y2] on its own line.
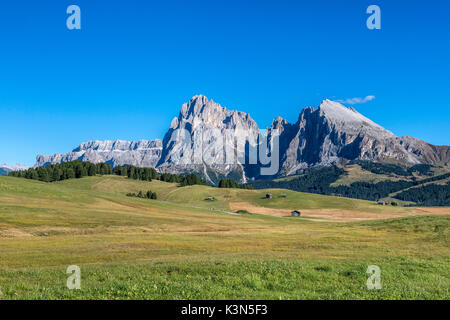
[191, 94, 209, 102]
[313, 99, 394, 136]
[267, 116, 292, 136]
[271, 116, 289, 126]
[179, 94, 244, 119]
[180, 95, 211, 117]
[319, 99, 370, 122]
[176, 95, 256, 131]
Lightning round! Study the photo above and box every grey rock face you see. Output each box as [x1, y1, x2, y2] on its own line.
[158, 95, 261, 184]
[273, 99, 450, 175]
[35, 139, 162, 168]
[397, 136, 450, 166]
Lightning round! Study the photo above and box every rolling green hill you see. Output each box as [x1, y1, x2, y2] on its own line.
[85, 175, 440, 217]
[0, 175, 449, 299]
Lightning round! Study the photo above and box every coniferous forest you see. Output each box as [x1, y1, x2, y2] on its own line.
[354, 161, 434, 176]
[8, 161, 206, 187]
[218, 179, 254, 189]
[250, 166, 450, 205]
[395, 182, 450, 206]
[8, 161, 113, 182]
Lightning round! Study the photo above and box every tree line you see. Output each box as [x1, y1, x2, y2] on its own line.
[127, 190, 157, 200]
[114, 165, 158, 181]
[330, 180, 414, 201]
[394, 182, 450, 206]
[218, 179, 254, 189]
[125, 167, 207, 186]
[354, 161, 433, 176]
[119, 165, 206, 186]
[8, 161, 113, 182]
[9, 161, 207, 187]
[250, 166, 345, 194]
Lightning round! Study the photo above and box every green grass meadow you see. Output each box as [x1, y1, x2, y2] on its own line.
[0, 176, 448, 299]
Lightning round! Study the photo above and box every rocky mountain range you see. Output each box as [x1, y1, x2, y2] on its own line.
[0, 163, 29, 176]
[266, 99, 450, 176]
[34, 95, 450, 183]
[36, 140, 162, 169]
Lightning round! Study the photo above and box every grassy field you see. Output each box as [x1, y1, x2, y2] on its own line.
[0, 175, 449, 299]
[87, 175, 448, 218]
[330, 164, 408, 186]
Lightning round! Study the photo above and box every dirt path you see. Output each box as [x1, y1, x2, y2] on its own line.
[229, 202, 450, 222]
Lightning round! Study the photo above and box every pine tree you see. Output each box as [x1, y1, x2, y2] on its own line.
[52, 168, 63, 181]
[128, 167, 135, 179]
[87, 164, 96, 176]
[37, 167, 50, 182]
[66, 168, 75, 179]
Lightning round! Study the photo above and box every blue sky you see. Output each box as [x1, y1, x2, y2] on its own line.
[0, 0, 449, 166]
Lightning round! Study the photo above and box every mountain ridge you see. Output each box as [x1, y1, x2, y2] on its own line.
[34, 95, 450, 183]
[36, 139, 162, 169]
[0, 163, 29, 176]
[267, 99, 449, 176]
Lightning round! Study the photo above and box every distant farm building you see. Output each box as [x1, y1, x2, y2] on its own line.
[281, 193, 287, 198]
[291, 210, 301, 217]
[266, 193, 273, 199]
[377, 200, 388, 205]
[205, 196, 215, 201]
